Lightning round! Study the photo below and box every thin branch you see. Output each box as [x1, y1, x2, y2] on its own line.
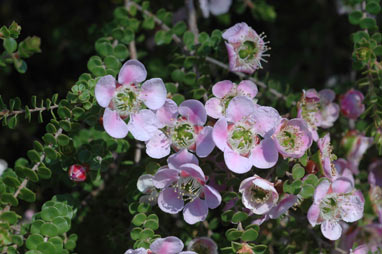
[0, 104, 58, 118]
[186, 0, 199, 43]
[129, 41, 137, 59]
[130, 2, 293, 105]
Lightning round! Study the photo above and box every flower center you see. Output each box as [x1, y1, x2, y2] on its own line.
[228, 124, 256, 155]
[276, 125, 303, 153]
[239, 40, 258, 60]
[171, 122, 196, 149]
[319, 194, 341, 221]
[112, 85, 140, 117]
[175, 176, 203, 202]
[250, 185, 271, 204]
[298, 100, 319, 130]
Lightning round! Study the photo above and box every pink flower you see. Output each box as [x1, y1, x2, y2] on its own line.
[187, 237, 218, 254]
[199, 0, 232, 18]
[297, 89, 320, 141]
[340, 89, 365, 119]
[239, 175, 279, 215]
[368, 160, 382, 223]
[272, 118, 313, 158]
[222, 22, 268, 74]
[124, 237, 197, 254]
[333, 159, 355, 185]
[212, 97, 280, 173]
[317, 134, 338, 180]
[307, 178, 364, 241]
[137, 174, 159, 205]
[153, 150, 221, 224]
[351, 244, 382, 254]
[316, 89, 340, 128]
[145, 99, 215, 159]
[205, 80, 258, 119]
[95, 60, 167, 139]
[341, 130, 373, 173]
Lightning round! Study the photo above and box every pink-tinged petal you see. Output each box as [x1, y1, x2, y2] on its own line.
[157, 188, 184, 214]
[180, 252, 197, 254]
[318, 103, 340, 128]
[332, 177, 353, 194]
[196, 126, 215, 158]
[137, 174, 154, 193]
[140, 78, 167, 110]
[204, 185, 222, 209]
[250, 138, 279, 169]
[95, 75, 116, 108]
[212, 80, 234, 98]
[208, 0, 232, 16]
[150, 236, 184, 254]
[269, 194, 298, 219]
[124, 248, 148, 254]
[212, 118, 229, 151]
[153, 167, 179, 189]
[179, 100, 207, 125]
[183, 198, 208, 224]
[146, 131, 171, 159]
[237, 80, 258, 98]
[313, 179, 330, 203]
[251, 215, 269, 225]
[251, 106, 281, 137]
[205, 98, 223, 119]
[340, 89, 365, 119]
[368, 160, 382, 186]
[168, 149, 199, 170]
[340, 194, 364, 222]
[319, 89, 336, 104]
[103, 108, 129, 139]
[307, 204, 321, 227]
[226, 96, 255, 122]
[224, 150, 252, 174]
[239, 176, 257, 193]
[225, 43, 238, 73]
[127, 110, 160, 141]
[118, 59, 147, 84]
[222, 22, 249, 43]
[156, 99, 178, 126]
[179, 163, 205, 181]
[321, 220, 342, 241]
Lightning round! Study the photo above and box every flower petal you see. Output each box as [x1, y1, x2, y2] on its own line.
[340, 194, 364, 222]
[95, 75, 116, 108]
[118, 59, 147, 84]
[250, 138, 279, 169]
[157, 188, 184, 214]
[196, 126, 215, 158]
[212, 80, 234, 98]
[102, 108, 129, 139]
[251, 106, 281, 137]
[237, 80, 258, 98]
[146, 130, 171, 159]
[222, 22, 249, 43]
[205, 98, 223, 119]
[128, 110, 160, 141]
[208, 0, 232, 16]
[321, 220, 342, 241]
[168, 149, 199, 170]
[183, 198, 208, 224]
[226, 96, 255, 122]
[307, 204, 321, 227]
[156, 99, 178, 127]
[212, 118, 229, 151]
[204, 185, 222, 209]
[140, 78, 167, 110]
[313, 179, 330, 203]
[332, 177, 353, 194]
[179, 99, 207, 125]
[269, 194, 298, 219]
[150, 236, 184, 254]
[319, 89, 336, 104]
[179, 163, 205, 181]
[153, 167, 179, 189]
[224, 150, 252, 174]
[137, 174, 154, 193]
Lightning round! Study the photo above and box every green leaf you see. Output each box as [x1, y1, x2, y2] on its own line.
[37, 166, 52, 179]
[37, 241, 56, 254]
[137, 203, 150, 213]
[7, 115, 17, 129]
[172, 94, 185, 105]
[130, 227, 142, 240]
[15, 166, 39, 182]
[292, 164, 305, 180]
[360, 17, 377, 29]
[26, 234, 44, 250]
[11, 234, 23, 246]
[183, 72, 196, 86]
[52, 217, 70, 234]
[171, 69, 185, 82]
[241, 229, 258, 242]
[183, 31, 195, 50]
[57, 106, 71, 119]
[41, 207, 60, 221]
[57, 134, 70, 146]
[14, 59, 27, 73]
[143, 219, 159, 230]
[300, 184, 315, 198]
[231, 211, 249, 223]
[0, 211, 19, 225]
[40, 223, 59, 237]
[304, 174, 318, 186]
[374, 45, 382, 56]
[19, 187, 36, 202]
[132, 213, 147, 226]
[253, 244, 267, 254]
[64, 239, 76, 251]
[221, 210, 234, 222]
[139, 228, 154, 239]
[3, 38, 17, 53]
[31, 220, 44, 234]
[299, 152, 308, 166]
[113, 44, 129, 60]
[154, 30, 172, 45]
[225, 228, 242, 241]
[172, 21, 187, 36]
[348, 11, 363, 25]
[366, 2, 381, 14]
[104, 55, 121, 71]
[142, 16, 155, 30]
[223, 192, 238, 202]
[1, 193, 19, 206]
[95, 41, 113, 57]
[3, 175, 21, 187]
[122, 29, 135, 44]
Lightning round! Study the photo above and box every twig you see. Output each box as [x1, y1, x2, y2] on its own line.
[129, 41, 137, 59]
[0, 104, 59, 118]
[130, 2, 293, 105]
[186, 0, 199, 43]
